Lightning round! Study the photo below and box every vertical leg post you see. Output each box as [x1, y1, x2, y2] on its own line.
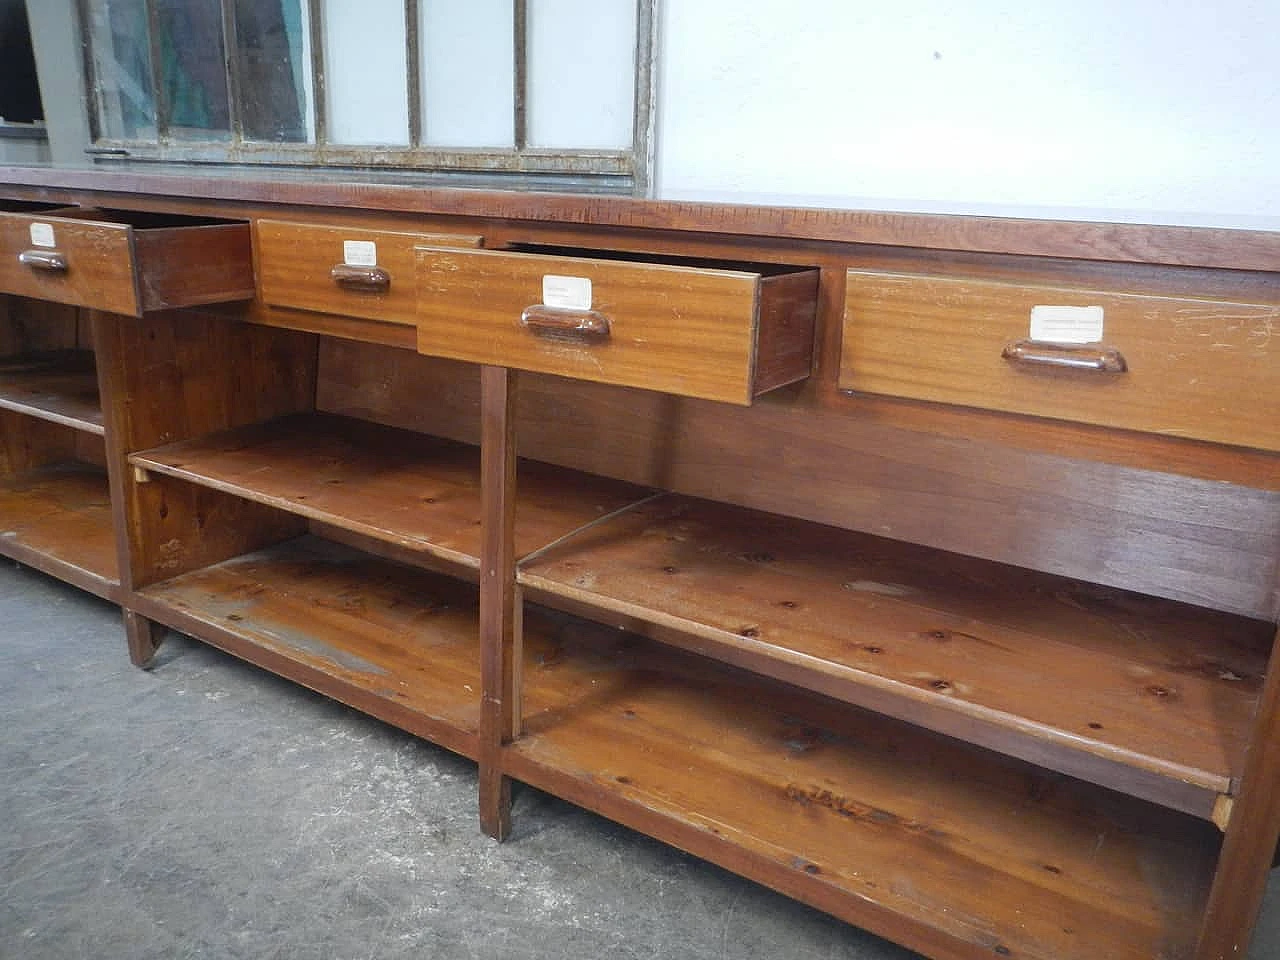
[479, 365, 521, 840]
[1195, 626, 1280, 958]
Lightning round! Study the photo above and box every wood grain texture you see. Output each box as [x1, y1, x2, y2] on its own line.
[93, 309, 319, 590]
[509, 613, 1220, 960]
[127, 411, 651, 574]
[255, 219, 481, 327]
[518, 494, 1270, 817]
[3, 164, 1279, 271]
[131, 222, 255, 311]
[134, 535, 483, 759]
[0, 350, 103, 434]
[318, 343, 1280, 620]
[416, 246, 817, 404]
[0, 210, 140, 314]
[479, 366, 520, 840]
[1194, 626, 1280, 959]
[0, 460, 118, 599]
[841, 270, 1280, 452]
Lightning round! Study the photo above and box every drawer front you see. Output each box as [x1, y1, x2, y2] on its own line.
[841, 270, 1280, 451]
[256, 220, 482, 326]
[417, 247, 815, 404]
[0, 212, 139, 315]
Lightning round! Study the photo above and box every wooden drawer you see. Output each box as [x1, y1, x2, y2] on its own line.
[0, 207, 253, 316]
[840, 270, 1280, 452]
[415, 246, 818, 405]
[256, 220, 482, 327]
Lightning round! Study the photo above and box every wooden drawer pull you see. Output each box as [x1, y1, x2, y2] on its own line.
[520, 304, 611, 340]
[19, 249, 68, 272]
[330, 263, 390, 292]
[1002, 339, 1127, 373]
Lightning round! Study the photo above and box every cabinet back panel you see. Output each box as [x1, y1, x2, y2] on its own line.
[315, 338, 1280, 621]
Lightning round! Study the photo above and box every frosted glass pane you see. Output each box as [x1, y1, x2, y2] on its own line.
[420, 0, 515, 148]
[322, 0, 409, 145]
[527, 0, 635, 150]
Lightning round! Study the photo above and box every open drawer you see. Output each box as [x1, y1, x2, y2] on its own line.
[0, 206, 254, 316]
[415, 246, 818, 405]
[840, 269, 1280, 452]
[255, 219, 483, 329]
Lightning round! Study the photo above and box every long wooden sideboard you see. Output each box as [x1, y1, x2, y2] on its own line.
[1, 165, 1277, 960]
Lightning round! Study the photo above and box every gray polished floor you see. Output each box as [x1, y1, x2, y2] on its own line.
[2, 561, 1278, 960]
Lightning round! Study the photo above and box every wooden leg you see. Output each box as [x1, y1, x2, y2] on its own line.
[478, 366, 521, 840]
[123, 609, 166, 669]
[1194, 625, 1280, 959]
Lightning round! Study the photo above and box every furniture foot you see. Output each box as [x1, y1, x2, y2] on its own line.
[123, 610, 166, 668]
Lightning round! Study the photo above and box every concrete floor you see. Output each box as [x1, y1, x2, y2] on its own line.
[2, 562, 1280, 960]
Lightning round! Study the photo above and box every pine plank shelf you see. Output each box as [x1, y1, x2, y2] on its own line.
[128, 412, 651, 573]
[0, 351, 104, 435]
[133, 535, 484, 759]
[517, 495, 1273, 820]
[0, 462, 118, 600]
[507, 617, 1220, 960]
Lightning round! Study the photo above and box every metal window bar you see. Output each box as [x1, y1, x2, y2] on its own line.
[405, 0, 421, 148]
[79, 0, 655, 185]
[513, 0, 527, 151]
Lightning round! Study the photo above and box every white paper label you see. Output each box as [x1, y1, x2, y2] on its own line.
[542, 275, 592, 311]
[29, 222, 56, 248]
[1029, 304, 1104, 344]
[342, 240, 378, 267]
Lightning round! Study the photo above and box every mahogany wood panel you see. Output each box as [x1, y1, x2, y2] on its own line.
[0, 461, 118, 600]
[0, 295, 85, 357]
[7, 191, 1279, 487]
[255, 219, 481, 328]
[317, 343, 1280, 620]
[133, 535, 482, 760]
[1195, 626, 1280, 959]
[479, 366, 520, 840]
[841, 270, 1280, 452]
[128, 412, 651, 574]
[3, 164, 1279, 272]
[0, 210, 253, 316]
[416, 246, 817, 404]
[93, 310, 318, 590]
[509, 613, 1219, 960]
[518, 494, 1270, 817]
[0, 350, 103, 434]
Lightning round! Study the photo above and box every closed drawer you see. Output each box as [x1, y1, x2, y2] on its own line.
[256, 220, 482, 327]
[415, 246, 818, 405]
[840, 270, 1280, 451]
[0, 207, 253, 316]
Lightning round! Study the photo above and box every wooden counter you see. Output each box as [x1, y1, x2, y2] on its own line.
[0, 163, 1276, 960]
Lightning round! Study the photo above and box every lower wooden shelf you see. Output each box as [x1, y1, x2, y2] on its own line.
[518, 494, 1272, 819]
[133, 535, 483, 759]
[0, 350, 104, 435]
[0, 461, 118, 600]
[508, 612, 1221, 960]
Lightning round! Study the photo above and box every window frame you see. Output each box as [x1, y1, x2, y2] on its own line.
[78, 0, 657, 187]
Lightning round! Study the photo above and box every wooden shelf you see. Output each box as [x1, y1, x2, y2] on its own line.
[0, 462, 118, 599]
[0, 351, 103, 435]
[517, 494, 1272, 819]
[133, 535, 484, 758]
[130, 413, 651, 573]
[507, 614, 1221, 960]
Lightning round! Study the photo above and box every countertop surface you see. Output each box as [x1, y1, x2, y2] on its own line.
[1, 161, 1278, 271]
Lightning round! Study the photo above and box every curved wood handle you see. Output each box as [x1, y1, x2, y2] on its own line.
[520, 304, 611, 340]
[19, 249, 68, 272]
[1002, 339, 1127, 373]
[330, 263, 390, 292]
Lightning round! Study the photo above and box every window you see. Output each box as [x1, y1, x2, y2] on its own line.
[79, 0, 656, 185]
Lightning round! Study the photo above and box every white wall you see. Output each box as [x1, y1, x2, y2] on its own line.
[655, 0, 1280, 228]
